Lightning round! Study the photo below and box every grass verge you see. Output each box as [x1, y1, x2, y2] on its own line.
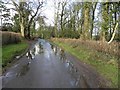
[2, 41, 28, 67]
[51, 39, 118, 88]
[0, 47, 2, 75]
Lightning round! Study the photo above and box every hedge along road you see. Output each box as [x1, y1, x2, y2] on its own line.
[1, 39, 110, 88]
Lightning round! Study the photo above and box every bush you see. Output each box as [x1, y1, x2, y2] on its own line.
[37, 29, 53, 39]
[93, 35, 100, 40]
[59, 30, 80, 39]
[1, 31, 22, 45]
[52, 38, 120, 58]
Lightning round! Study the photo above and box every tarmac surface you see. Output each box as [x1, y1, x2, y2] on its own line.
[1, 39, 109, 88]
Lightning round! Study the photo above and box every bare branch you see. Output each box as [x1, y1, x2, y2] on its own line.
[29, 1, 43, 25]
[11, 0, 19, 11]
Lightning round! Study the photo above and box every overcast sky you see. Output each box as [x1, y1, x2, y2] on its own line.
[0, 0, 55, 26]
[1, 0, 118, 27]
[42, 0, 54, 26]
[0, 0, 100, 29]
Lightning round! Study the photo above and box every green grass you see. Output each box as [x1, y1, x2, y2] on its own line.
[0, 47, 2, 65]
[52, 40, 118, 88]
[2, 41, 28, 67]
[0, 47, 2, 75]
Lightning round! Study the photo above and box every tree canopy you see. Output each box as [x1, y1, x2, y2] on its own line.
[0, 0, 119, 43]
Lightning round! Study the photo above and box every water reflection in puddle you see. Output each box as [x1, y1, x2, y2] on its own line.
[33, 42, 44, 55]
[49, 43, 85, 88]
[59, 49, 66, 63]
[65, 60, 70, 68]
[16, 39, 89, 87]
[26, 41, 44, 60]
[33, 41, 83, 87]
[17, 64, 30, 77]
[51, 44, 58, 56]
[4, 71, 17, 78]
[2, 39, 91, 88]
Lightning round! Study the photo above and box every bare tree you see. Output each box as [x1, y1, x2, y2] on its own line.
[11, 0, 44, 39]
[90, 2, 97, 39]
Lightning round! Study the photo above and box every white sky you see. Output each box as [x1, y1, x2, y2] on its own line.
[41, 0, 54, 26]
[0, 0, 55, 26]
[1, 0, 118, 27]
[0, 0, 102, 29]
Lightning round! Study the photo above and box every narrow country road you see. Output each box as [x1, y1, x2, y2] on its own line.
[2, 39, 109, 88]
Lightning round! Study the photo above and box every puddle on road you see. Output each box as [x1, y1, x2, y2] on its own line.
[3, 63, 30, 82]
[51, 44, 58, 55]
[17, 64, 30, 77]
[2, 39, 93, 88]
[4, 71, 17, 78]
[6, 39, 92, 87]
[2, 71, 18, 87]
[49, 43, 90, 88]
[26, 41, 44, 60]
[30, 39, 93, 87]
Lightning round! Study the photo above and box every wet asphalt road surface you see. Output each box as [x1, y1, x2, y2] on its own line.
[1, 39, 109, 88]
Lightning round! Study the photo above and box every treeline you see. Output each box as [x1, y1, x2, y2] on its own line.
[0, 1, 119, 42]
[0, 0, 44, 39]
[50, 1, 120, 42]
[37, 2, 120, 42]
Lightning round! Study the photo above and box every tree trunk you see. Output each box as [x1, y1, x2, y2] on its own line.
[27, 17, 34, 39]
[20, 23, 25, 37]
[101, 32, 106, 42]
[108, 22, 118, 44]
[82, 3, 90, 40]
[20, 17, 25, 37]
[109, 20, 112, 40]
[90, 15, 94, 39]
[101, 3, 109, 42]
[27, 24, 31, 39]
[91, 3, 97, 39]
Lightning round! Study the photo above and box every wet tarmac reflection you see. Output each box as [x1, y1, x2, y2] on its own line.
[50, 44, 89, 88]
[17, 63, 30, 77]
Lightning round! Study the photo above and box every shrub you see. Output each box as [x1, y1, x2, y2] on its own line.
[1, 31, 22, 45]
[52, 38, 119, 58]
[59, 30, 80, 39]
